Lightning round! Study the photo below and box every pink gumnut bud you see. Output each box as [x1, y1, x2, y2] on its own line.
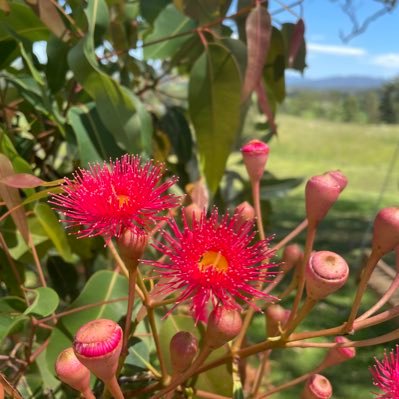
[234, 201, 256, 230]
[305, 251, 349, 301]
[170, 331, 198, 373]
[301, 374, 332, 399]
[328, 170, 348, 192]
[305, 172, 345, 227]
[281, 244, 303, 272]
[241, 140, 270, 182]
[0, 382, 3, 399]
[372, 207, 399, 256]
[205, 307, 243, 350]
[321, 336, 356, 368]
[73, 319, 123, 382]
[116, 229, 148, 266]
[55, 347, 91, 394]
[265, 304, 291, 337]
[183, 203, 203, 227]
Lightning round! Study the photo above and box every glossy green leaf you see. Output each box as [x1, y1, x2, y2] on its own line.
[281, 22, 307, 73]
[263, 27, 286, 103]
[140, 0, 170, 24]
[0, 313, 27, 345]
[174, 0, 221, 23]
[159, 107, 193, 164]
[18, 41, 44, 86]
[46, 271, 128, 375]
[125, 337, 151, 371]
[67, 103, 125, 165]
[143, 4, 196, 60]
[46, 35, 70, 93]
[0, 3, 49, 42]
[34, 202, 74, 263]
[68, 0, 150, 153]
[24, 287, 59, 317]
[189, 43, 242, 194]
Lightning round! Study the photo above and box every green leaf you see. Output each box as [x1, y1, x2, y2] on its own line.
[189, 43, 242, 194]
[281, 22, 306, 73]
[68, 103, 128, 165]
[143, 4, 196, 60]
[46, 35, 70, 93]
[46, 270, 128, 375]
[0, 312, 27, 345]
[140, 0, 170, 24]
[68, 0, 151, 153]
[174, 0, 221, 23]
[18, 41, 44, 86]
[0, 39, 18, 69]
[263, 27, 286, 103]
[159, 107, 193, 164]
[0, 3, 49, 42]
[0, 248, 25, 297]
[24, 287, 59, 317]
[34, 202, 74, 263]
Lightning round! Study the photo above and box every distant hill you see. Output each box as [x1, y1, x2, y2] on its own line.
[286, 75, 386, 92]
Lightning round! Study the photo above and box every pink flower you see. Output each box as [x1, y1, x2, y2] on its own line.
[145, 209, 276, 322]
[371, 345, 399, 399]
[51, 155, 179, 242]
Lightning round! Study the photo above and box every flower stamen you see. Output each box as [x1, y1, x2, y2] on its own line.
[199, 251, 228, 273]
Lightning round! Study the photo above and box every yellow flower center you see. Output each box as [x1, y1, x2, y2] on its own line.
[199, 251, 228, 273]
[118, 195, 130, 208]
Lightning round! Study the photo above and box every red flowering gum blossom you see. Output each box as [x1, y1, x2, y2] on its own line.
[50, 155, 179, 242]
[281, 244, 303, 273]
[302, 374, 332, 399]
[322, 336, 356, 368]
[73, 319, 123, 382]
[55, 347, 91, 394]
[372, 207, 399, 256]
[370, 345, 399, 399]
[265, 304, 291, 337]
[145, 209, 276, 323]
[305, 171, 347, 227]
[170, 331, 198, 373]
[204, 307, 242, 350]
[241, 139, 270, 182]
[305, 251, 349, 301]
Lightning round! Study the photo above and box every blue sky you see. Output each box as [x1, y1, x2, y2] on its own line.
[269, 0, 399, 79]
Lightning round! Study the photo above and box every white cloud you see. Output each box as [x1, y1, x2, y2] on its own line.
[308, 43, 367, 57]
[372, 53, 399, 69]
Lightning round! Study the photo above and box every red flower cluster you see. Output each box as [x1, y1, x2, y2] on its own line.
[371, 345, 399, 399]
[51, 155, 179, 242]
[145, 209, 276, 322]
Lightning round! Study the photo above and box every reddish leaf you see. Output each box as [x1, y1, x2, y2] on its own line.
[242, 4, 272, 101]
[25, 0, 70, 41]
[0, 155, 29, 244]
[289, 18, 305, 68]
[256, 80, 277, 134]
[0, 173, 45, 188]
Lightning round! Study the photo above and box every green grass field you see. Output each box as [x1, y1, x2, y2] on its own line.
[252, 115, 399, 399]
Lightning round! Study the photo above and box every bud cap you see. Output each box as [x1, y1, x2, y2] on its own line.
[301, 374, 332, 399]
[241, 140, 270, 182]
[170, 331, 198, 373]
[372, 207, 399, 256]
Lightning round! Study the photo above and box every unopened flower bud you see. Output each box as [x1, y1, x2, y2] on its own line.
[73, 319, 123, 382]
[170, 331, 198, 373]
[241, 140, 270, 182]
[372, 207, 399, 256]
[0, 382, 3, 399]
[305, 251, 349, 301]
[395, 245, 399, 272]
[305, 172, 345, 227]
[183, 203, 203, 227]
[55, 347, 91, 395]
[235, 201, 256, 222]
[116, 229, 148, 267]
[301, 374, 332, 399]
[329, 170, 348, 192]
[281, 244, 303, 272]
[205, 307, 242, 349]
[322, 336, 356, 368]
[265, 304, 290, 337]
